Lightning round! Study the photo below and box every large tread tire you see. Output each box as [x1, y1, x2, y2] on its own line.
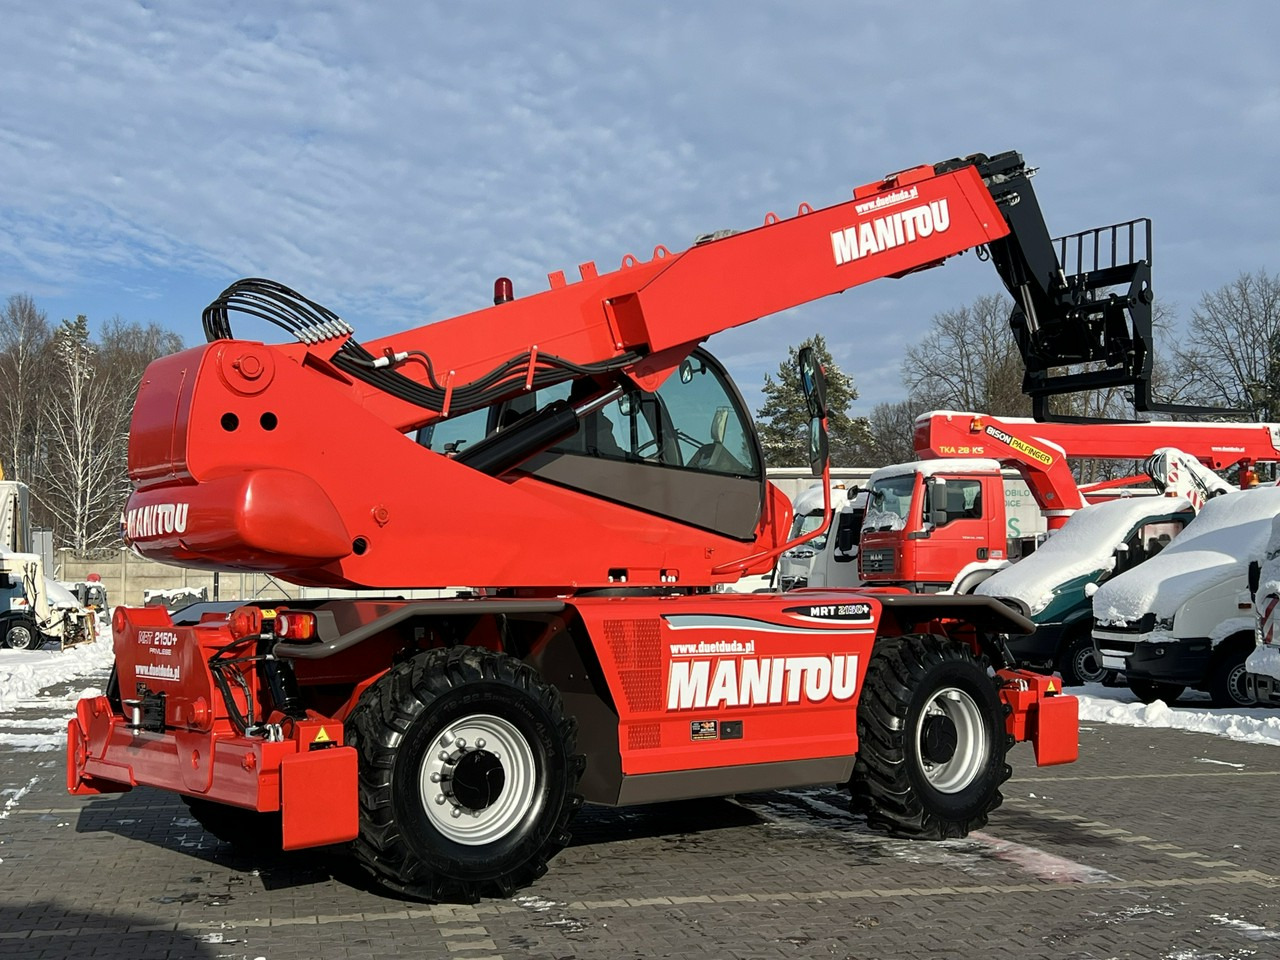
[850, 634, 1010, 840]
[183, 796, 283, 851]
[1209, 640, 1258, 708]
[1128, 678, 1184, 705]
[1058, 631, 1106, 687]
[344, 645, 584, 903]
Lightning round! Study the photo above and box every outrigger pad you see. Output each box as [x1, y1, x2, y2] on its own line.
[280, 747, 359, 849]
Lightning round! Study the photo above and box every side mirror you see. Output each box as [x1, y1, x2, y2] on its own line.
[798, 346, 828, 419]
[807, 419, 828, 477]
[928, 477, 948, 526]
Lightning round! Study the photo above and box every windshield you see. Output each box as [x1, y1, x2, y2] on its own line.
[864, 475, 915, 532]
[788, 512, 830, 550]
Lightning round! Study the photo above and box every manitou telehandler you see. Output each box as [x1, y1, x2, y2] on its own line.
[70, 150, 1178, 902]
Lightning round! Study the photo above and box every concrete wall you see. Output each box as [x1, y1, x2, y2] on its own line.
[55, 549, 293, 608]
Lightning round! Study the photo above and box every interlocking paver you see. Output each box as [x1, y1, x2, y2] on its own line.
[3, 679, 1279, 959]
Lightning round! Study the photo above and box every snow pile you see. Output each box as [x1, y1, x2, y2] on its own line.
[1078, 688, 1280, 747]
[976, 497, 1191, 615]
[0, 634, 114, 714]
[1093, 488, 1280, 625]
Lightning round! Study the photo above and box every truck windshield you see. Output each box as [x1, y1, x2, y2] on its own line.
[863, 475, 915, 532]
[788, 512, 830, 550]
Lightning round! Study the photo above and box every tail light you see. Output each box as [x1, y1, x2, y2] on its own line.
[274, 610, 318, 642]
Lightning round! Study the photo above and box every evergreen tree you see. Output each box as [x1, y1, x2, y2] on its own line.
[756, 334, 869, 466]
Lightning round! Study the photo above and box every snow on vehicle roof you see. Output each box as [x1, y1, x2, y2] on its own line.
[1093, 488, 1280, 624]
[791, 482, 859, 516]
[975, 496, 1192, 615]
[867, 458, 1001, 484]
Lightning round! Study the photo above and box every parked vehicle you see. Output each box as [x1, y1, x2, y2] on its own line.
[976, 496, 1193, 684]
[68, 149, 1115, 900]
[1246, 514, 1280, 705]
[1093, 488, 1280, 706]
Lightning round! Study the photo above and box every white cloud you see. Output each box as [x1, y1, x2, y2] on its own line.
[3, 1, 1280, 417]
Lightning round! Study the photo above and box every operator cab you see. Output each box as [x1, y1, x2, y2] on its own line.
[416, 348, 765, 540]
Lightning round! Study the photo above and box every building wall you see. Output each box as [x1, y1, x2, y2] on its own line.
[55, 550, 293, 608]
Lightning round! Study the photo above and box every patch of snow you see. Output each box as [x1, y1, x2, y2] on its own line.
[1094, 488, 1280, 624]
[1246, 643, 1280, 681]
[1209, 616, 1254, 643]
[976, 497, 1192, 615]
[0, 640, 115, 714]
[1077, 687, 1280, 747]
[868, 457, 1001, 481]
[0, 732, 65, 752]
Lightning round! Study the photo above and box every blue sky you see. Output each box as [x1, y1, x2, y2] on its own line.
[3, 2, 1279, 416]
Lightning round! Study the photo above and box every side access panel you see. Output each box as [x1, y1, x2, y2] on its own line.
[564, 592, 883, 805]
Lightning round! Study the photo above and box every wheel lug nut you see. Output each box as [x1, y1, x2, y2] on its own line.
[456, 738, 467, 749]
[475, 738, 486, 749]
[450, 807, 462, 819]
[435, 794, 446, 805]
[430, 772, 441, 783]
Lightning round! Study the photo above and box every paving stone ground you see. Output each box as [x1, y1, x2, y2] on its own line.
[2, 679, 1278, 960]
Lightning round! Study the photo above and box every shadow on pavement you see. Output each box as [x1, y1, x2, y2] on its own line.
[72, 787, 377, 895]
[0, 901, 220, 960]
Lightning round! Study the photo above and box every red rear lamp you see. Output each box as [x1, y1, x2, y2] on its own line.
[112, 607, 127, 634]
[228, 605, 264, 639]
[275, 611, 318, 642]
[493, 277, 514, 304]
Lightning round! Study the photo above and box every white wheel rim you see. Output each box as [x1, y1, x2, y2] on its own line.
[10, 626, 33, 649]
[418, 713, 537, 845]
[915, 686, 988, 794]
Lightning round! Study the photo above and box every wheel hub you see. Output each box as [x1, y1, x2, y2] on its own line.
[440, 741, 506, 812]
[418, 714, 538, 845]
[920, 714, 958, 764]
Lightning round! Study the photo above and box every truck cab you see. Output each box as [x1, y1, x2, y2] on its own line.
[1093, 487, 1280, 706]
[976, 496, 1192, 684]
[859, 459, 1018, 594]
[778, 486, 867, 590]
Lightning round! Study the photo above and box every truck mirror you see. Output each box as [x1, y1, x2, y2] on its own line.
[928, 477, 948, 526]
[1249, 560, 1262, 598]
[807, 417, 828, 477]
[798, 347, 828, 419]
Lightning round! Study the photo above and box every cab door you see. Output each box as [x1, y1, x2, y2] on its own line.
[917, 474, 998, 588]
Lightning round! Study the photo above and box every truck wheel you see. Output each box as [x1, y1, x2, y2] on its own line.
[1058, 632, 1106, 687]
[851, 634, 1010, 839]
[183, 796, 283, 851]
[3, 618, 40, 651]
[345, 645, 584, 902]
[1127, 679, 1184, 705]
[1209, 640, 1258, 708]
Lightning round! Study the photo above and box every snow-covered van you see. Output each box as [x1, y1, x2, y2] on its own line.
[1092, 487, 1280, 707]
[976, 496, 1193, 685]
[1246, 514, 1280, 705]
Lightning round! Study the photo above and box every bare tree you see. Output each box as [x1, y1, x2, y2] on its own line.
[1174, 271, 1280, 420]
[37, 317, 127, 550]
[902, 294, 1032, 417]
[0, 294, 52, 482]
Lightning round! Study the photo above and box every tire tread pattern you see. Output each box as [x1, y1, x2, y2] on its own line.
[850, 634, 1010, 840]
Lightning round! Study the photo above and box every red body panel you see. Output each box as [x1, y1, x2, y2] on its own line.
[120, 166, 1009, 590]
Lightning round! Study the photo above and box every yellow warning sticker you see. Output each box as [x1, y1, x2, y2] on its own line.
[313, 727, 332, 743]
[1046, 680, 1058, 694]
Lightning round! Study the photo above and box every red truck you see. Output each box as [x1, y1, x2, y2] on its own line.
[67, 151, 1115, 902]
[858, 412, 1280, 594]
